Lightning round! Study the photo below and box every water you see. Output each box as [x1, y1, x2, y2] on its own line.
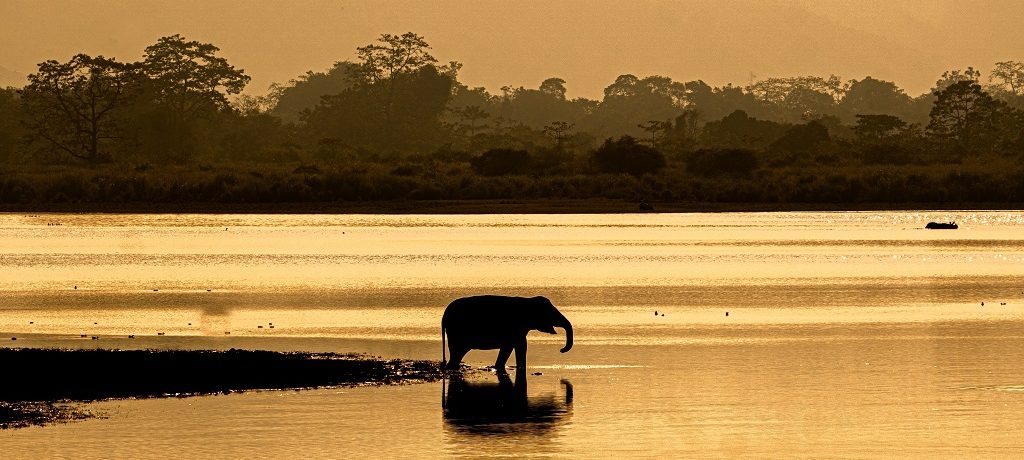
[2, 211, 1024, 457]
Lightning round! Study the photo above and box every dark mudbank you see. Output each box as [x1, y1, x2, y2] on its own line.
[0, 348, 444, 429]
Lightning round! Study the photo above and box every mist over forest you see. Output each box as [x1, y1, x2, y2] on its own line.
[1, 32, 1023, 209]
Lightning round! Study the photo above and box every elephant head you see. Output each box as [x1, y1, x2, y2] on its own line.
[528, 296, 573, 353]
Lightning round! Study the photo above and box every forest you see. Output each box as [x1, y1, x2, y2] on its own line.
[1, 32, 1023, 209]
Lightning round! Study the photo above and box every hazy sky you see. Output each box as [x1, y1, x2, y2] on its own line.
[2, 0, 1023, 98]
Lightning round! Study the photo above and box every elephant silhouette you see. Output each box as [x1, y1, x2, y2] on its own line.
[442, 370, 573, 435]
[441, 295, 573, 372]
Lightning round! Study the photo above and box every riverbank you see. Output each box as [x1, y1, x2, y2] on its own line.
[3, 199, 1022, 214]
[0, 348, 445, 428]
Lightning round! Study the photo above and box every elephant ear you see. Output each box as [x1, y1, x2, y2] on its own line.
[531, 296, 557, 333]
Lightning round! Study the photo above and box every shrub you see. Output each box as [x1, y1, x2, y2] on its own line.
[470, 148, 531, 176]
[686, 148, 759, 177]
[590, 136, 665, 176]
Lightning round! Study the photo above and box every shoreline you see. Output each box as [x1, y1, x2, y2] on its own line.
[0, 348, 446, 429]
[2, 199, 1022, 214]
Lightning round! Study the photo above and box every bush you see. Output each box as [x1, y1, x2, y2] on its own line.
[470, 148, 531, 176]
[686, 148, 759, 177]
[590, 136, 665, 176]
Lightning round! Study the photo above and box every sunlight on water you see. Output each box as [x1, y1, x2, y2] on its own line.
[2, 211, 1024, 457]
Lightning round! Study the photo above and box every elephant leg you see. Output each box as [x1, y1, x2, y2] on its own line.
[494, 346, 513, 372]
[446, 345, 469, 370]
[514, 336, 528, 370]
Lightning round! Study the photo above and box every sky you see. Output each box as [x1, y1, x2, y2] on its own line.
[2, 0, 1023, 98]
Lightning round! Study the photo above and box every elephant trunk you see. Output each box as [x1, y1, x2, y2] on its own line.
[559, 318, 573, 353]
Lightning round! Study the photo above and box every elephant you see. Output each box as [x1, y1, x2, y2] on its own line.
[441, 295, 572, 372]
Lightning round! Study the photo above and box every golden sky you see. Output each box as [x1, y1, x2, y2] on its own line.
[2, 0, 1022, 98]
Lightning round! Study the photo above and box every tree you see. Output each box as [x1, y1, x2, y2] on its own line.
[141, 35, 250, 160]
[542, 121, 574, 149]
[933, 67, 982, 91]
[989, 61, 1024, 96]
[22, 54, 137, 163]
[770, 121, 830, 154]
[702, 110, 787, 149]
[587, 75, 687, 138]
[303, 32, 456, 154]
[539, 78, 568, 100]
[470, 148, 530, 176]
[352, 32, 438, 135]
[269, 61, 358, 123]
[926, 80, 1009, 151]
[854, 114, 908, 143]
[746, 75, 844, 120]
[686, 148, 758, 177]
[450, 105, 491, 140]
[839, 77, 913, 122]
[0, 87, 22, 162]
[590, 136, 666, 176]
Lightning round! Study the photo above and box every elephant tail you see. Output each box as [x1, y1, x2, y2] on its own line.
[441, 319, 447, 369]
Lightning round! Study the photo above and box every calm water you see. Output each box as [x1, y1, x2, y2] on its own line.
[2, 211, 1024, 458]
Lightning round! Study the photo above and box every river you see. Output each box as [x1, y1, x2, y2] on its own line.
[2, 211, 1023, 457]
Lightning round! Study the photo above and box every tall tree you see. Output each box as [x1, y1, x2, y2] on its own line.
[0, 87, 22, 162]
[352, 32, 438, 139]
[927, 80, 1009, 152]
[269, 61, 359, 123]
[142, 34, 250, 160]
[989, 61, 1024, 96]
[839, 77, 913, 122]
[539, 78, 568, 100]
[21, 54, 137, 163]
[746, 75, 844, 121]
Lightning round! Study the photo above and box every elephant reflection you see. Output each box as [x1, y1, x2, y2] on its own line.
[442, 370, 573, 435]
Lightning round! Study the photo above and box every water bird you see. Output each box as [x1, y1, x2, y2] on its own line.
[74, 285, 77, 290]
[269, 325, 275, 329]
[91, 336, 98, 340]
[1001, 302, 1007, 305]
[257, 325, 263, 329]
[188, 323, 192, 326]
[726, 312, 729, 316]
[157, 332, 165, 336]
[80, 334, 87, 338]
[128, 335, 135, 339]
[153, 289, 159, 292]
[982, 302, 985, 306]
[11, 337, 16, 341]
[206, 289, 211, 292]
[661, 313, 665, 317]
[224, 331, 231, 335]
[654, 310, 658, 316]
[29, 321, 33, 324]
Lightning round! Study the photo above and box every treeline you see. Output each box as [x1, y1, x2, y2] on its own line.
[1, 32, 1023, 207]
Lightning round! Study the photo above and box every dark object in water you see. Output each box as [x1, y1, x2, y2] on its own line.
[925, 222, 958, 229]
